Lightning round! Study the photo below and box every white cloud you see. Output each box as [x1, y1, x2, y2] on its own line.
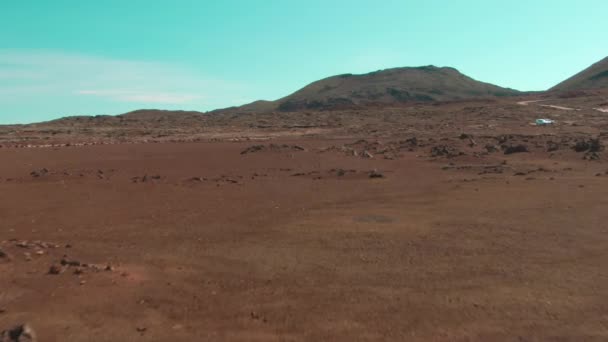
[0, 49, 247, 108]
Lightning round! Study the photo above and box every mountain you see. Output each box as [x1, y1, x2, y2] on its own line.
[214, 65, 520, 113]
[551, 56, 608, 92]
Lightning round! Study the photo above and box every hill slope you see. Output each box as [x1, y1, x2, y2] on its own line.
[215, 66, 520, 113]
[551, 57, 608, 91]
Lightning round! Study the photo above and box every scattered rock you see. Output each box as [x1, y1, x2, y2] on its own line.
[430, 145, 463, 158]
[132, 175, 161, 183]
[12, 240, 60, 250]
[0, 323, 37, 342]
[241, 144, 305, 155]
[583, 152, 600, 161]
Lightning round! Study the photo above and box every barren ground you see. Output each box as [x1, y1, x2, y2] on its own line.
[1, 93, 608, 341]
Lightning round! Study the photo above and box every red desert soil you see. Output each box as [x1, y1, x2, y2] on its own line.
[1, 96, 608, 341]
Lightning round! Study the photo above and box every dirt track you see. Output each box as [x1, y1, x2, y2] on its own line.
[1, 135, 608, 341]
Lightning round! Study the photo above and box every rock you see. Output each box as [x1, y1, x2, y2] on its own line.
[0, 248, 11, 262]
[60, 256, 81, 267]
[369, 170, 385, 179]
[362, 150, 374, 159]
[485, 144, 499, 153]
[240, 145, 265, 155]
[15, 242, 30, 249]
[573, 138, 603, 153]
[290, 145, 305, 151]
[29, 168, 49, 178]
[503, 145, 529, 155]
[48, 264, 65, 275]
[404, 137, 418, 146]
[0, 323, 37, 342]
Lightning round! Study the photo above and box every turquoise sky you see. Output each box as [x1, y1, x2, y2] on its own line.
[1, 0, 606, 124]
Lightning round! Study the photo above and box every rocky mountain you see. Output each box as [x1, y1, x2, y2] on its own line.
[214, 65, 520, 113]
[551, 56, 608, 92]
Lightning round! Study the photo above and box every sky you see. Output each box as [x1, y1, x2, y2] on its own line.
[0, 0, 606, 124]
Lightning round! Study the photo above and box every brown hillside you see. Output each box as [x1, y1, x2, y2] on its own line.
[551, 56, 608, 91]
